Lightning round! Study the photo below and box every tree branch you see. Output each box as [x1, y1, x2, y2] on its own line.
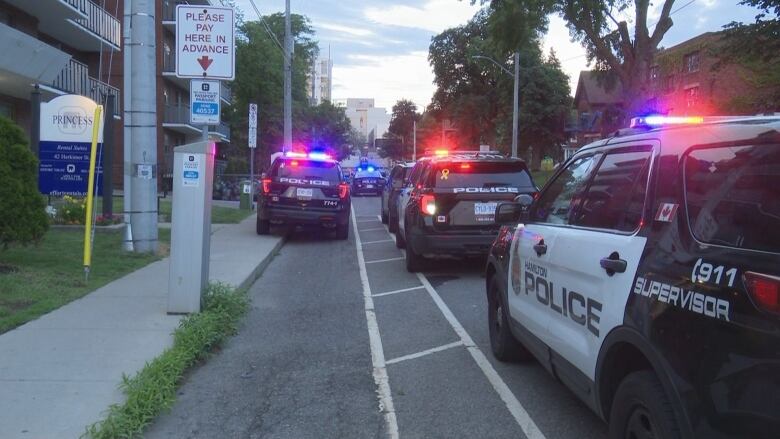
[650, 0, 676, 47]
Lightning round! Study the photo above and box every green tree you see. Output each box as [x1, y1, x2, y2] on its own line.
[224, 12, 319, 172]
[383, 99, 420, 160]
[0, 117, 48, 248]
[719, 0, 780, 112]
[300, 101, 354, 160]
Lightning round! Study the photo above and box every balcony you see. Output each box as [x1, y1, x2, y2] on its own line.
[0, 23, 71, 100]
[6, 0, 120, 52]
[220, 82, 233, 104]
[209, 122, 231, 142]
[49, 58, 121, 116]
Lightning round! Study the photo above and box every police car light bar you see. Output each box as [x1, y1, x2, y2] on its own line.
[285, 151, 307, 158]
[308, 152, 332, 161]
[630, 115, 704, 128]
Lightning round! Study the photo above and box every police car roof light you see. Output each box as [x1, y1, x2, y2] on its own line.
[308, 152, 332, 161]
[630, 115, 704, 128]
[367, 166, 375, 172]
[435, 149, 449, 156]
[285, 151, 307, 158]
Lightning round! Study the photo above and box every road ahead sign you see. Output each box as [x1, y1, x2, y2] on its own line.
[190, 79, 221, 125]
[176, 5, 235, 80]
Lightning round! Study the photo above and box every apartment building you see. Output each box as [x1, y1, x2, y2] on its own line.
[307, 56, 332, 105]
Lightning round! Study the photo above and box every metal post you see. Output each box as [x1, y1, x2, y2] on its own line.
[412, 120, 416, 161]
[283, 0, 292, 152]
[30, 85, 41, 158]
[512, 51, 519, 159]
[103, 93, 116, 217]
[122, 0, 133, 249]
[249, 144, 254, 210]
[129, 0, 158, 253]
[202, 125, 209, 141]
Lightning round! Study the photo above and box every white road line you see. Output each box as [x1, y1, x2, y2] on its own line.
[416, 273, 548, 439]
[357, 219, 380, 223]
[385, 341, 464, 365]
[372, 286, 425, 298]
[359, 227, 387, 232]
[366, 257, 405, 264]
[351, 205, 399, 439]
[362, 239, 393, 245]
[377, 214, 382, 221]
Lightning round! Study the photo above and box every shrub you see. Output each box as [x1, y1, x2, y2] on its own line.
[0, 116, 48, 248]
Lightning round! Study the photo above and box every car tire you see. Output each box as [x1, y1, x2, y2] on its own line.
[336, 223, 349, 240]
[381, 211, 388, 224]
[405, 233, 425, 272]
[395, 227, 406, 248]
[388, 212, 398, 233]
[608, 371, 682, 439]
[488, 276, 531, 362]
[256, 217, 270, 235]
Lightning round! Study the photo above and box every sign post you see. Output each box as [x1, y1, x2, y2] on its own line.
[248, 103, 257, 209]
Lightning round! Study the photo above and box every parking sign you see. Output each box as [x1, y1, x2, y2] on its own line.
[190, 79, 221, 125]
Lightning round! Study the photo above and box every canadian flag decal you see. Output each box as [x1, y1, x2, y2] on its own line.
[655, 203, 678, 222]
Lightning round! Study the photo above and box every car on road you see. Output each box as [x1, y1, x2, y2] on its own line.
[381, 162, 414, 227]
[256, 152, 351, 239]
[397, 151, 537, 272]
[485, 115, 780, 439]
[351, 166, 385, 196]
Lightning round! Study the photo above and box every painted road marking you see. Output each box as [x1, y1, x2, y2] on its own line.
[359, 227, 387, 232]
[357, 219, 380, 223]
[372, 286, 425, 298]
[366, 257, 405, 265]
[416, 273, 548, 439]
[362, 239, 394, 245]
[350, 205, 399, 439]
[385, 341, 464, 365]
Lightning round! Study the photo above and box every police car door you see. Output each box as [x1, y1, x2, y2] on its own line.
[398, 162, 425, 235]
[509, 153, 601, 347]
[545, 145, 655, 386]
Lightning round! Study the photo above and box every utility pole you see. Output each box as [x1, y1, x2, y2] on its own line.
[122, 0, 133, 251]
[512, 51, 519, 159]
[412, 120, 417, 161]
[129, 0, 158, 253]
[283, 0, 292, 152]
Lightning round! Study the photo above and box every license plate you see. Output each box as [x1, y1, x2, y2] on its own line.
[296, 188, 313, 199]
[474, 202, 497, 216]
[366, 184, 374, 188]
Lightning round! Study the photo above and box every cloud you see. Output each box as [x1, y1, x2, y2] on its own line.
[318, 22, 374, 37]
[364, 0, 481, 33]
[331, 51, 434, 109]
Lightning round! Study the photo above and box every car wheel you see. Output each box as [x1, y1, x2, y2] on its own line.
[388, 212, 398, 233]
[256, 217, 270, 235]
[405, 233, 425, 272]
[381, 211, 388, 224]
[608, 371, 682, 439]
[488, 276, 531, 362]
[395, 226, 406, 248]
[336, 223, 349, 240]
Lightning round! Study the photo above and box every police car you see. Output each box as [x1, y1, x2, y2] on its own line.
[486, 115, 780, 439]
[381, 162, 415, 228]
[397, 151, 537, 272]
[351, 165, 385, 196]
[256, 152, 350, 239]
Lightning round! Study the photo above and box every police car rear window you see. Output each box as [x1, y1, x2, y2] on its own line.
[271, 159, 341, 182]
[431, 162, 533, 189]
[354, 171, 383, 179]
[685, 143, 780, 253]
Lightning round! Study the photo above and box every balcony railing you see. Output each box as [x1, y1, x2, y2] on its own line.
[52, 58, 121, 115]
[164, 104, 193, 125]
[71, 0, 121, 49]
[210, 122, 230, 141]
[220, 82, 233, 103]
[163, 51, 175, 73]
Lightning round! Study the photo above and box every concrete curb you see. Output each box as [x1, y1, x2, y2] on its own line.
[237, 234, 287, 292]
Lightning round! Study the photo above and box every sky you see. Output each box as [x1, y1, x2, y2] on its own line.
[235, 0, 763, 110]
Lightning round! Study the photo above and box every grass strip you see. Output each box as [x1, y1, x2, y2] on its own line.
[84, 282, 249, 439]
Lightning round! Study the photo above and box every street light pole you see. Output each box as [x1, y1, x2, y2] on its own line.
[511, 51, 519, 159]
[283, 0, 292, 152]
[471, 52, 520, 158]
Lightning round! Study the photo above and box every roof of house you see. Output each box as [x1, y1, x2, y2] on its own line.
[573, 71, 624, 107]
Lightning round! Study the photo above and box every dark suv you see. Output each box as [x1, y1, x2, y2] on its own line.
[381, 162, 414, 228]
[486, 116, 780, 439]
[256, 153, 350, 239]
[398, 152, 537, 272]
[351, 167, 385, 196]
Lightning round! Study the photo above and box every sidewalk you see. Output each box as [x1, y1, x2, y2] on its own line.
[0, 216, 283, 439]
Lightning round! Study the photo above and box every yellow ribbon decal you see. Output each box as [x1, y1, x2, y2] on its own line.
[441, 169, 450, 180]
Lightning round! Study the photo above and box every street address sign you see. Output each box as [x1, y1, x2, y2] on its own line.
[176, 5, 235, 80]
[190, 79, 221, 125]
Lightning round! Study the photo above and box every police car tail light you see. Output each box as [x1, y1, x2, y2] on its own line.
[460, 163, 471, 170]
[338, 183, 349, 199]
[420, 194, 436, 215]
[744, 272, 780, 314]
[261, 178, 272, 195]
[290, 160, 299, 167]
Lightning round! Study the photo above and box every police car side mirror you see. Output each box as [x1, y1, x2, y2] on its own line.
[515, 193, 534, 211]
[495, 203, 524, 225]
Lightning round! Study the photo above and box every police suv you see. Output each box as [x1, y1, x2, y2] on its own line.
[397, 151, 537, 272]
[486, 116, 780, 439]
[256, 152, 350, 239]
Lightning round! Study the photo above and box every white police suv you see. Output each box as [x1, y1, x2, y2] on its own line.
[485, 115, 780, 439]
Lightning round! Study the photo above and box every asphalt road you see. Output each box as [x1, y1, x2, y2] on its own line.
[146, 196, 609, 439]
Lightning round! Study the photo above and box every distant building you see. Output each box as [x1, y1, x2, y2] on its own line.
[342, 98, 390, 142]
[566, 71, 625, 151]
[307, 56, 332, 105]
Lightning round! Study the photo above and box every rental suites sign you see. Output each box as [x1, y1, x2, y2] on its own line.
[176, 5, 235, 80]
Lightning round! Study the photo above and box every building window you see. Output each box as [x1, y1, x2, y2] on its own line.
[0, 101, 14, 120]
[685, 86, 700, 108]
[665, 75, 675, 93]
[685, 51, 700, 73]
